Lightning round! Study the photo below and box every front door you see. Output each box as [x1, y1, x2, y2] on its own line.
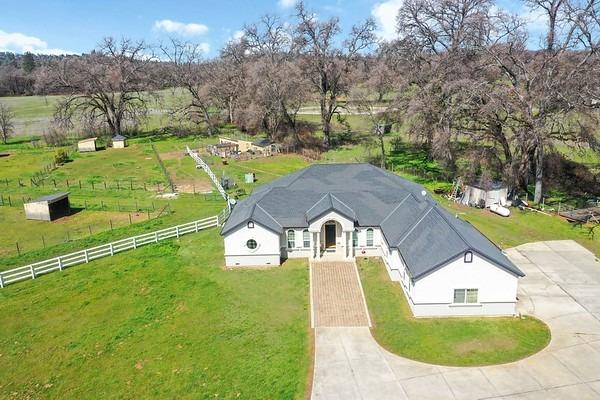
[325, 224, 336, 248]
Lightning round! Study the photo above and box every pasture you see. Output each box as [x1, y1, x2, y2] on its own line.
[0, 231, 311, 399]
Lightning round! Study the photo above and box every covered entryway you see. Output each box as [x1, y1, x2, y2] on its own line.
[308, 211, 355, 261]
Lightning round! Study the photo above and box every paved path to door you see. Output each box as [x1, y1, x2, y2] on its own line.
[310, 261, 371, 327]
[311, 241, 600, 399]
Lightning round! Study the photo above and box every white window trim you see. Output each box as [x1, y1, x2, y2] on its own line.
[287, 229, 296, 248]
[246, 239, 259, 253]
[366, 228, 374, 247]
[453, 288, 479, 304]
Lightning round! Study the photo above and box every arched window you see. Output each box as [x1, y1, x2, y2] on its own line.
[352, 230, 358, 247]
[247, 221, 254, 229]
[246, 239, 257, 250]
[303, 229, 310, 248]
[464, 251, 473, 263]
[366, 228, 374, 247]
[287, 230, 295, 248]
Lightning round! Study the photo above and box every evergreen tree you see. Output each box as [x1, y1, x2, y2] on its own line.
[22, 52, 35, 73]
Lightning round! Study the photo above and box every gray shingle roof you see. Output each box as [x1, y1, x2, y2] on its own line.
[221, 163, 523, 279]
[306, 193, 357, 222]
[30, 192, 70, 204]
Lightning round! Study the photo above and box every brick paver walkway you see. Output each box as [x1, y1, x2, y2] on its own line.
[310, 261, 371, 327]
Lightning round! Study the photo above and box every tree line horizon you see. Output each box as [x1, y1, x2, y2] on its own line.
[1, 0, 599, 204]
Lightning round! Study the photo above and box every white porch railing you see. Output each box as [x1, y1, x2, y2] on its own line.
[0, 207, 231, 289]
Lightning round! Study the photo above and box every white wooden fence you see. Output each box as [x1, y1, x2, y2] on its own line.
[186, 146, 229, 201]
[0, 207, 231, 289]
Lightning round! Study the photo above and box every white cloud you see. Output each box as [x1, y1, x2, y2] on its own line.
[199, 42, 210, 54]
[153, 19, 209, 36]
[226, 30, 245, 44]
[371, 0, 403, 41]
[0, 30, 74, 55]
[278, 0, 296, 9]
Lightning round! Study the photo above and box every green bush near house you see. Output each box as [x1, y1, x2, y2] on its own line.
[358, 257, 550, 366]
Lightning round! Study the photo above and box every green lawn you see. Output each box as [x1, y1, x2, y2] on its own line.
[440, 198, 600, 257]
[0, 230, 311, 399]
[358, 257, 551, 366]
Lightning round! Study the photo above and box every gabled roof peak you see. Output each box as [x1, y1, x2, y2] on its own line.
[305, 192, 356, 222]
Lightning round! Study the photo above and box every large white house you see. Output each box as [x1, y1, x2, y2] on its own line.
[221, 163, 524, 317]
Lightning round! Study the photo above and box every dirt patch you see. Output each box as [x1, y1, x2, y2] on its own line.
[172, 176, 212, 194]
[454, 336, 517, 355]
[159, 150, 188, 161]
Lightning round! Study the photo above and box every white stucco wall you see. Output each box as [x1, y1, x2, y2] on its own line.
[308, 211, 354, 232]
[281, 227, 312, 258]
[78, 141, 97, 152]
[224, 222, 281, 267]
[410, 253, 519, 316]
[353, 226, 382, 257]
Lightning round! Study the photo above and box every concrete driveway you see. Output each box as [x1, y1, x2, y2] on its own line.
[312, 240, 600, 399]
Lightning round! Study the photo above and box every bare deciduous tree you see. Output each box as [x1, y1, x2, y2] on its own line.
[44, 38, 155, 137]
[294, 1, 376, 147]
[0, 103, 15, 144]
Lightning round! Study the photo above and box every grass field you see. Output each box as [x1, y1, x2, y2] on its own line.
[0, 231, 311, 399]
[358, 258, 551, 366]
[440, 199, 600, 257]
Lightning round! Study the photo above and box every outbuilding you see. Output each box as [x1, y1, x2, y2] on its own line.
[77, 137, 98, 152]
[112, 134, 128, 149]
[221, 164, 524, 317]
[24, 192, 71, 221]
[460, 181, 509, 208]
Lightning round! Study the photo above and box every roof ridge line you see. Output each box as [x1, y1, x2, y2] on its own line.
[431, 205, 473, 250]
[255, 203, 283, 228]
[379, 193, 412, 226]
[329, 193, 355, 215]
[305, 192, 330, 216]
[397, 206, 434, 245]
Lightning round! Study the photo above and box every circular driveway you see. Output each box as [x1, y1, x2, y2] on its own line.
[312, 240, 600, 399]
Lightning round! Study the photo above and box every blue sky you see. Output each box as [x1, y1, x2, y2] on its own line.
[0, 0, 541, 57]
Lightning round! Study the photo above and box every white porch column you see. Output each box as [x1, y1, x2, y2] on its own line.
[345, 231, 351, 259]
[316, 231, 321, 259]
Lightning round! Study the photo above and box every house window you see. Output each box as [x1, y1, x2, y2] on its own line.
[352, 230, 358, 247]
[464, 251, 473, 263]
[287, 230, 295, 248]
[246, 239, 257, 250]
[247, 221, 254, 229]
[303, 229, 310, 248]
[366, 228, 374, 247]
[453, 288, 478, 304]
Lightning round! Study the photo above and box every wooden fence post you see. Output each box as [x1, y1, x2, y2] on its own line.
[84, 250, 89, 263]
[30, 265, 36, 279]
[109, 243, 114, 256]
[58, 257, 63, 271]
[175, 226, 180, 238]
[0, 273, 4, 288]
[195, 221, 199, 232]
[155, 232, 159, 242]
[133, 237, 137, 249]
[15, 242, 20, 256]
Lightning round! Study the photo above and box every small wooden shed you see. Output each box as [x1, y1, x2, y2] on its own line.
[24, 192, 71, 221]
[112, 134, 128, 149]
[78, 137, 98, 152]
